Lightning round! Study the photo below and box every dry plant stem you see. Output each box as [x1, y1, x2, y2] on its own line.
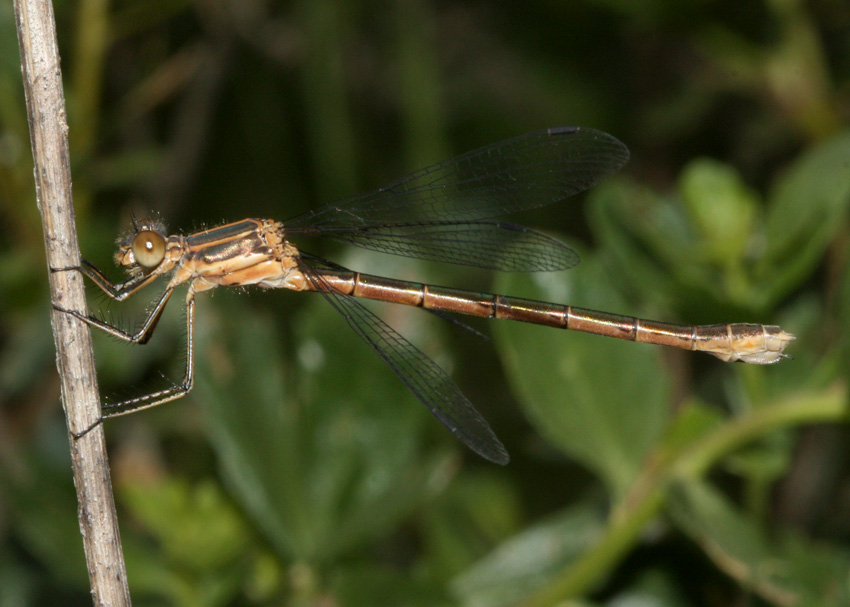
[14, 0, 132, 605]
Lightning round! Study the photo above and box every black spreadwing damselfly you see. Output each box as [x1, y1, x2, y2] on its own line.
[54, 126, 794, 464]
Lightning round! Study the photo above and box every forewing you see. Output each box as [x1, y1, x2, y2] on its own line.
[285, 126, 628, 229]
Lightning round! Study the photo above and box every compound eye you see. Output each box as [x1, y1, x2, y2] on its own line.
[131, 230, 166, 269]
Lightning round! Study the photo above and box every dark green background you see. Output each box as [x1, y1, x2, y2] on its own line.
[2, 0, 849, 605]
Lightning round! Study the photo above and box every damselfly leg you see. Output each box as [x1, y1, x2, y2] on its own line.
[52, 227, 197, 436]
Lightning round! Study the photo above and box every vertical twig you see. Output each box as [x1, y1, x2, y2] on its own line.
[13, 0, 132, 605]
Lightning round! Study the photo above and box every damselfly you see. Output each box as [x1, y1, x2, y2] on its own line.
[55, 127, 794, 464]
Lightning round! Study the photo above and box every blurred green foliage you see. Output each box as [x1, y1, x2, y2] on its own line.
[2, 0, 850, 605]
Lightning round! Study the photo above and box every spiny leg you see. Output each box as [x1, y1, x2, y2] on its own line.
[68, 293, 197, 439]
[54, 274, 191, 440]
[52, 259, 161, 301]
[100, 293, 196, 418]
[52, 260, 172, 438]
[57, 285, 176, 438]
[54, 286, 176, 345]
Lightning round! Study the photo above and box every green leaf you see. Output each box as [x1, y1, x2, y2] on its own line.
[678, 158, 758, 266]
[493, 247, 672, 497]
[586, 178, 763, 314]
[1, 445, 87, 589]
[119, 478, 250, 572]
[655, 399, 725, 460]
[760, 130, 850, 300]
[420, 471, 523, 581]
[195, 291, 449, 565]
[330, 563, 446, 607]
[587, 181, 699, 312]
[669, 480, 850, 606]
[118, 478, 255, 606]
[601, 569, 691, 607]
[452, 497, 607, 607]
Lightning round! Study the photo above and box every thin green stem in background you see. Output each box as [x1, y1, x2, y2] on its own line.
[526, 385, 847, 606]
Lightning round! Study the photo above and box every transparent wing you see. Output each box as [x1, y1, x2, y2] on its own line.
[298, 256, 509, 464]
[287, 127, 628, 226]
[308, 222, 579, 272]
[284, 127, 627, 270]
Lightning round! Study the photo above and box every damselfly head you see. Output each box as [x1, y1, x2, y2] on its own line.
[115, 218, 168, 272]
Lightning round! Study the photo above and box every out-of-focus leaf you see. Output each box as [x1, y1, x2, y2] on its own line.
[118, 478, 251, 606]
[584, 0, 715, 22]
[0, 3, 29, 147]
[120, 478, 250, 571]
[88, 147, 164, 190]
[839, 240, 850, 371]
[759, 130, 850, 300]
[110, 0, 192, 40]
[2, 454, 87, 589]
[195, 286, 449, 565]
[603, 569, 691, 607]
[587, 181, 701, 313]
[723, 431, 793, 485]
[296, 0, 358, 202]
[660, 396, 813, 533]
[0, 550, 35, 607]
[655, 399, 724, 459]
[451, 496, 607, 607]
[755, 291, 830, 394]
[330, 563, 446, 607]
[588, 145, 848, 315]
[420, 471, 523, 582]
[586, 177, 769, 316]
[493, 246, 671, 497]
[0, 311, 56, 398]
[1, 442, 87, 588]
[678, 158, 757, 267]
[669, 480, 850, 606]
